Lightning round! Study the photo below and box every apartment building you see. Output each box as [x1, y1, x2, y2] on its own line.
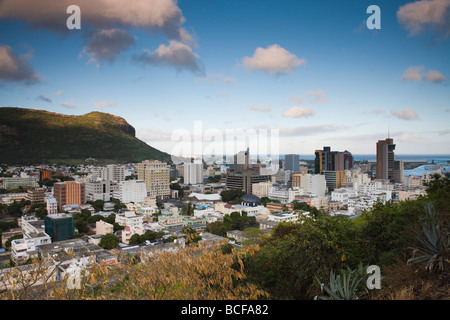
[184, 162, 204, 185]
[11, 216, 52, 264]
[96, 220, 114, 235]
[93, 164, 125, 182]
[115, 211, 144, 228]
[137, 160, 170, 199]
[119, 180, 148, 204]
[26, 188, 44, 204]
[46, 198, 58, 214]
[85, 180, 112, 202]
[268, 186, 304, 203]
[251, 181, 273, 198]
[53, 181, 85, 210]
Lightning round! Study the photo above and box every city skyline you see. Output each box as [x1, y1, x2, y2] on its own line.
[1, 0, 449, 156]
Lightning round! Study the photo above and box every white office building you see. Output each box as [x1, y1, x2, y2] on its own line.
[298, 174, 327, 197]
[331, 188, 358, 206]
[11, 216, 51, 264]
[93, 164, 125, 182]
[115, 211, 144, 228]
[184, 162, 203, 185]
[85, 180, 112, 202]
[120, 180, 148, 204]
[268, 186, 304, 203]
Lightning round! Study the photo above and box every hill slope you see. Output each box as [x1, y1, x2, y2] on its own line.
[0, 107, 171, 165]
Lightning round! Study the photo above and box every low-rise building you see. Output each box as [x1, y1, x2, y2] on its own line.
[268, 186, 304, 203]
[46, 198, 58, 215]
[267, 211, 304, 223]
[122, 225, 146, 244]
[96, 220, 114, 235]
[115, 211, 144, 228]
[11, 216, 51, 264]
[193, 206, 216, 218]
[26, 188, 44, 204]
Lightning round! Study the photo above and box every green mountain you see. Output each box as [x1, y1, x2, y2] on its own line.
[0, 107, 171, 165]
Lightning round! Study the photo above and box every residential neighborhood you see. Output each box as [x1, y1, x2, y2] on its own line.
[1, 140, 445, 294]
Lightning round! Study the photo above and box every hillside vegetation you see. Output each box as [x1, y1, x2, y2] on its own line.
[0, 107, 171, 165]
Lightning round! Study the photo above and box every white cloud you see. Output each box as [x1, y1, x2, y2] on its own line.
[402, 66, 446, 83]
[289, 95, 304, 104]
[134, 40, 204, 75]
[241, 44, 306, 74]
[60, 101, 77, 109]
[282, 106, 315, 118]
[0, 45, 39, 84]
[397, 0, 450, 36]
[83, 28, 136, 65]
[248, 105, 271, 113]
[136, 127, 172, 142]
[398, 132, 430, 144]
[36, 95, 52, 103]
[0, 0, 191, 41]
[307, 89, 328, 104]
[370, 109, 386, 115]
[195, 73, 236, 85]
[279, 124, 345, 136]
[424, 70, 447, 82]
[390, 108, 420, 120]
[95, 101, 116, 108]
[402, 66, 424, 81]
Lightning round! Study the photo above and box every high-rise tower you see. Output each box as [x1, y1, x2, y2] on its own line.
[376, 138, 396, 181]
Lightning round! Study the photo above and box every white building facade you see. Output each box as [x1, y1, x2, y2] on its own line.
[120, 180, 148, 204]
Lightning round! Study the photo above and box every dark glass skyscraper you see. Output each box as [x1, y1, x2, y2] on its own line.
[376, 138, 396, 181]
[285, 154, 299, 172]
[314, 147, 353, 173]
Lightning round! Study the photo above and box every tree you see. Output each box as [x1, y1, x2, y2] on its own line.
[129, 234, 141, 246]
[91, 200, 105, 211]
[75, 219, 89, 234]
[87, 214, 105, 224]
[243, 228, 265, 245]
[220, 189, 244, 203]
[206, 221, 227, 237]
[423, 174, 450, 215]
[244, 215, 367, 299]
[140, 231, 164, 243]
[35, 207, 47, 220]
[223, 211, 257, 232]
[99, 234, 119, 249]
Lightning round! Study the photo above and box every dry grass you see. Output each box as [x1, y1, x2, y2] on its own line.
[369, 260, 450, 300]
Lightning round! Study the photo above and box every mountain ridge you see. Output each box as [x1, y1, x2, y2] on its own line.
[0, 107, 171, 165]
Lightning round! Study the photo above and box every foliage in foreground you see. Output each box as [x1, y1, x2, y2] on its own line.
[0, 241, 268, 300]
[407, 203, 449, 272]
[314, 264, 368, 300]
[243, 174, 450, 300]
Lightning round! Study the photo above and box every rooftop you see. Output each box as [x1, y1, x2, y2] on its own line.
[188, 193, 222, 201]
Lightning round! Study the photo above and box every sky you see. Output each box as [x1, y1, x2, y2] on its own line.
[0, 0, 449, 158]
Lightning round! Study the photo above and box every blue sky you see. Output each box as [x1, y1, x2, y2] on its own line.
[0, 0, 449, 157]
